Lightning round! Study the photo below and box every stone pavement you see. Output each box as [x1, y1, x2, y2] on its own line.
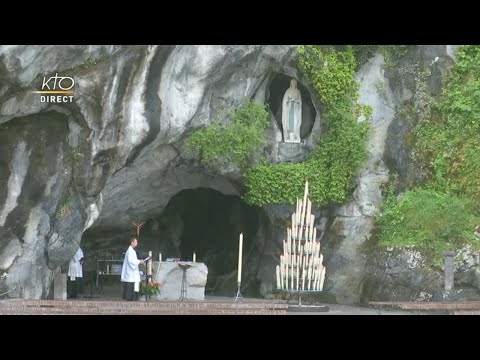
[4, 292, 478, 314]
[0, 297, 288, 315]
[370, 300, 480, 315]
[288, 303, 410, 315]
[0, 295, 420, 315]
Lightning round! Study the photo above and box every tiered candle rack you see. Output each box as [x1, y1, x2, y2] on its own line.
[275, 181, 326, 305]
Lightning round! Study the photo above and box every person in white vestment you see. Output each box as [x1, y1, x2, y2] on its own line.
[67, 247, 84, 298]
[121, 236, 144, 301]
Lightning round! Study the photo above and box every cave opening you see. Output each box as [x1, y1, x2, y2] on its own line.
[134, 188, 262, 296]
[268, 73, 317, 140]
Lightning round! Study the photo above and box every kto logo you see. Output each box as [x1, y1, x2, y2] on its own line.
[32, 73, 75, 103]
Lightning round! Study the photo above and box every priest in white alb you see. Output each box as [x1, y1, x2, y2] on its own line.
[121, 236, 145, 301]
[67, 247, 84, 298]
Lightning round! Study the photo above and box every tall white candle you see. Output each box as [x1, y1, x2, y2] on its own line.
[276, 265, 280, 289]
[159, 252, 162, 263]
[280, 260, 284, 290]
[302, 254, 306, 290]
[193, 252, 196, 263]
[302, 181, 308, 222]
[290, 259, 294, 290]
[311, 216, 315, 239]
[237, 233, 243, 283]
[293, 236, 296, 258]
[319, 267, 326, 291]
[147, 251, 153, 275]
[312, 261, 320, 290]
[296, 255, 300, 290]
[291, 213, 296, 238]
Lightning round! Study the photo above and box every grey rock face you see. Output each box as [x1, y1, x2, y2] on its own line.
[368, 247, 442, 302]
[0, 45, 466, 303]
[366, 246, 480, 302]
[383, 45, 452, 190]
[314, 54, 395, 304]
[277, 142, 309, 163]
[0, 45, 303, 298]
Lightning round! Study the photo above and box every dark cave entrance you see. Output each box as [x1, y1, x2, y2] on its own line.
[268, 73, 317, 141]
[138, 188, 262, 296]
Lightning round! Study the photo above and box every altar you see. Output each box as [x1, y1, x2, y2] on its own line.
[150, 261, 208, 301]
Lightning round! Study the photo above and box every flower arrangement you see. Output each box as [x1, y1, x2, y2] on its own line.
[139, 281, 161, 297]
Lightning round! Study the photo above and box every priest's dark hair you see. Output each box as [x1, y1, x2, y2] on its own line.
[129, 235, 137, 243]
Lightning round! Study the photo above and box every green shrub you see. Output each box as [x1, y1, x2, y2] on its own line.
[376, 189, 479, 265]
[185, 100, 269, 168]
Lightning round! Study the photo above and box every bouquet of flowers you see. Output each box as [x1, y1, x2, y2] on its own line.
[139, 281, 162, 297]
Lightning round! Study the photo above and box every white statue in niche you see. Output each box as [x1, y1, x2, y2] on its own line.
[282, 79, 302, 143]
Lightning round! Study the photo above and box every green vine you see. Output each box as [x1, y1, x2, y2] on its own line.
[185, 100, 269, 168]
[244, 46, 370, 206]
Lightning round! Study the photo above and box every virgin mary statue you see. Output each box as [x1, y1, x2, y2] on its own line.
[281, 79, 302, 143]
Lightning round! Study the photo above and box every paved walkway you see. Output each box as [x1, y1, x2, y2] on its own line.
[207, 297, 411, 314]
[0, 296, 404, 315]
[287, 303, 411, 315]
[4, 295, 475, 315]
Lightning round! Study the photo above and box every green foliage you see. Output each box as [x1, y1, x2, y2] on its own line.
[376, 189, 479, 264]
[184, 100, 269, 168]
[139, 281, 161, 297]
[245, 104, 370, 205]
[244, 47, 370, 206]
[298, 45, 358, 107]
[244, 163, 315, 205]
[372, 46, 480, 265]
[186, 46, 371, 206]
[414, 45, 480, 200]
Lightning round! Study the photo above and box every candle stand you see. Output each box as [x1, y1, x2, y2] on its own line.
[234, 282, 244, 302]
[275, 181, 329, 312]
[234, 232, 244, 302]
[177, 262, 191, 301]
